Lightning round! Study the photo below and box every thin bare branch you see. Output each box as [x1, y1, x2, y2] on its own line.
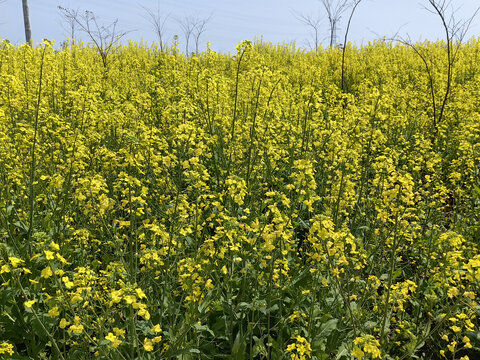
[390, 1, 479, 141]
[294, 10, 323, 53]
[341, 0, 363, 92]
[58, 7, 128, 68]
[59, 7, 79, 43]
[193, 14, 212, 55]
[321, 0, 349, 47]
[140, 1, 170, 51]
[178, 16, 196, 56]
[178, 15, 212, 57]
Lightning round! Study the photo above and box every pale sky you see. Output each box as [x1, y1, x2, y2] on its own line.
[1, 0, 479, 52]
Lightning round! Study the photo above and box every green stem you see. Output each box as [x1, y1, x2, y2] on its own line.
[14, 272, 66, 360]
[380, 192, 401, 346]
[27, 45, 48, 257]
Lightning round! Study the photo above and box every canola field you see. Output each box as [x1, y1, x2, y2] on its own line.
[0, 39, 479, 359]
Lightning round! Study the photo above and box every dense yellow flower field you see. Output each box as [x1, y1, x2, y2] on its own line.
[0, 38, 479, 359]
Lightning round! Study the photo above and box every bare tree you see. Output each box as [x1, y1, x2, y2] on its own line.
[295, 11, 323, 53]
[22, 0, 32, 45]
[178, 16, 196, 56]
[389, 1, 479, 139]
[177, 15, 212, 56]
[59, 7, 79, 44]
[192, 15, 212, 55]
[422, 0, 479, 135]
[58, 7, 128, 68]
[321, 0, 349, 47]
[141, 2, 169, 52]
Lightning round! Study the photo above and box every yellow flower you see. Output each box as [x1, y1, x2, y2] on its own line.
[59, 318, 70, 329]
[151, 324, 162, 333]
[138, 308, 150, 320]
[69, 324, 84, 334]
[56, 253, 70, 265]
[44, 250, 55, 260]
[105, 332, 122, 348]
[286, 343, 296, 352]
[447, 287, 458, 298]
[152, 336, 162, 344]
[143, 338, 154, 352]
[113, 327, 126, 338]
[111, 290, 123, 303]
[205, 279, 214, 290]
[41, 266, 53, 279]
[447, 341, 457, 352]
[0, 342, 14, 355]
[48, 306, 60, 317]
[55, 269, 64, 276]
[286, 335, 312, 359]
[124, 295, 136, 304]
[71, 294, 83, 304]
[352, 347, 365, 359]
[451, 325, 461, 333]
[353, 335, 381, 359]
[8, 257, 24, 268]
[135, 288, 146, 299]
[463, 335, 472, 348]
[364, 342, 381, 359]
[24, 300, 36, 308]
[62, 276, 74, 289]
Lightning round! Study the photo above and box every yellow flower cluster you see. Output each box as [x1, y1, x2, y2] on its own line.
[352, 335, 381, 359]
[286, 335, 312, 360]
[0, 342, 14, 356]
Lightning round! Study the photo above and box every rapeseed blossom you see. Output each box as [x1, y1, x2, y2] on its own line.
[105, 332, 122, 348]
[0, 37, 479, 360]
[0, 342, 14, 356]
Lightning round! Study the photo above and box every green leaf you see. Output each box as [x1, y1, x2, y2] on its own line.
[232, 331, 247, 360]
[13, 221, 29, 233]
[163, 347, 201, 358]
[363, 320, 377, 329]
[193, 323, 215, 337]
[318, 318, 338, 338]
[392, 268, 402, 280]
[252, 336, 268, 358]
[335, 342, 349, 359]
[237, 302, 251, 311]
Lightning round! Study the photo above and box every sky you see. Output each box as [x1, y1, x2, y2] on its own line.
[0, 0, 479, 53]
